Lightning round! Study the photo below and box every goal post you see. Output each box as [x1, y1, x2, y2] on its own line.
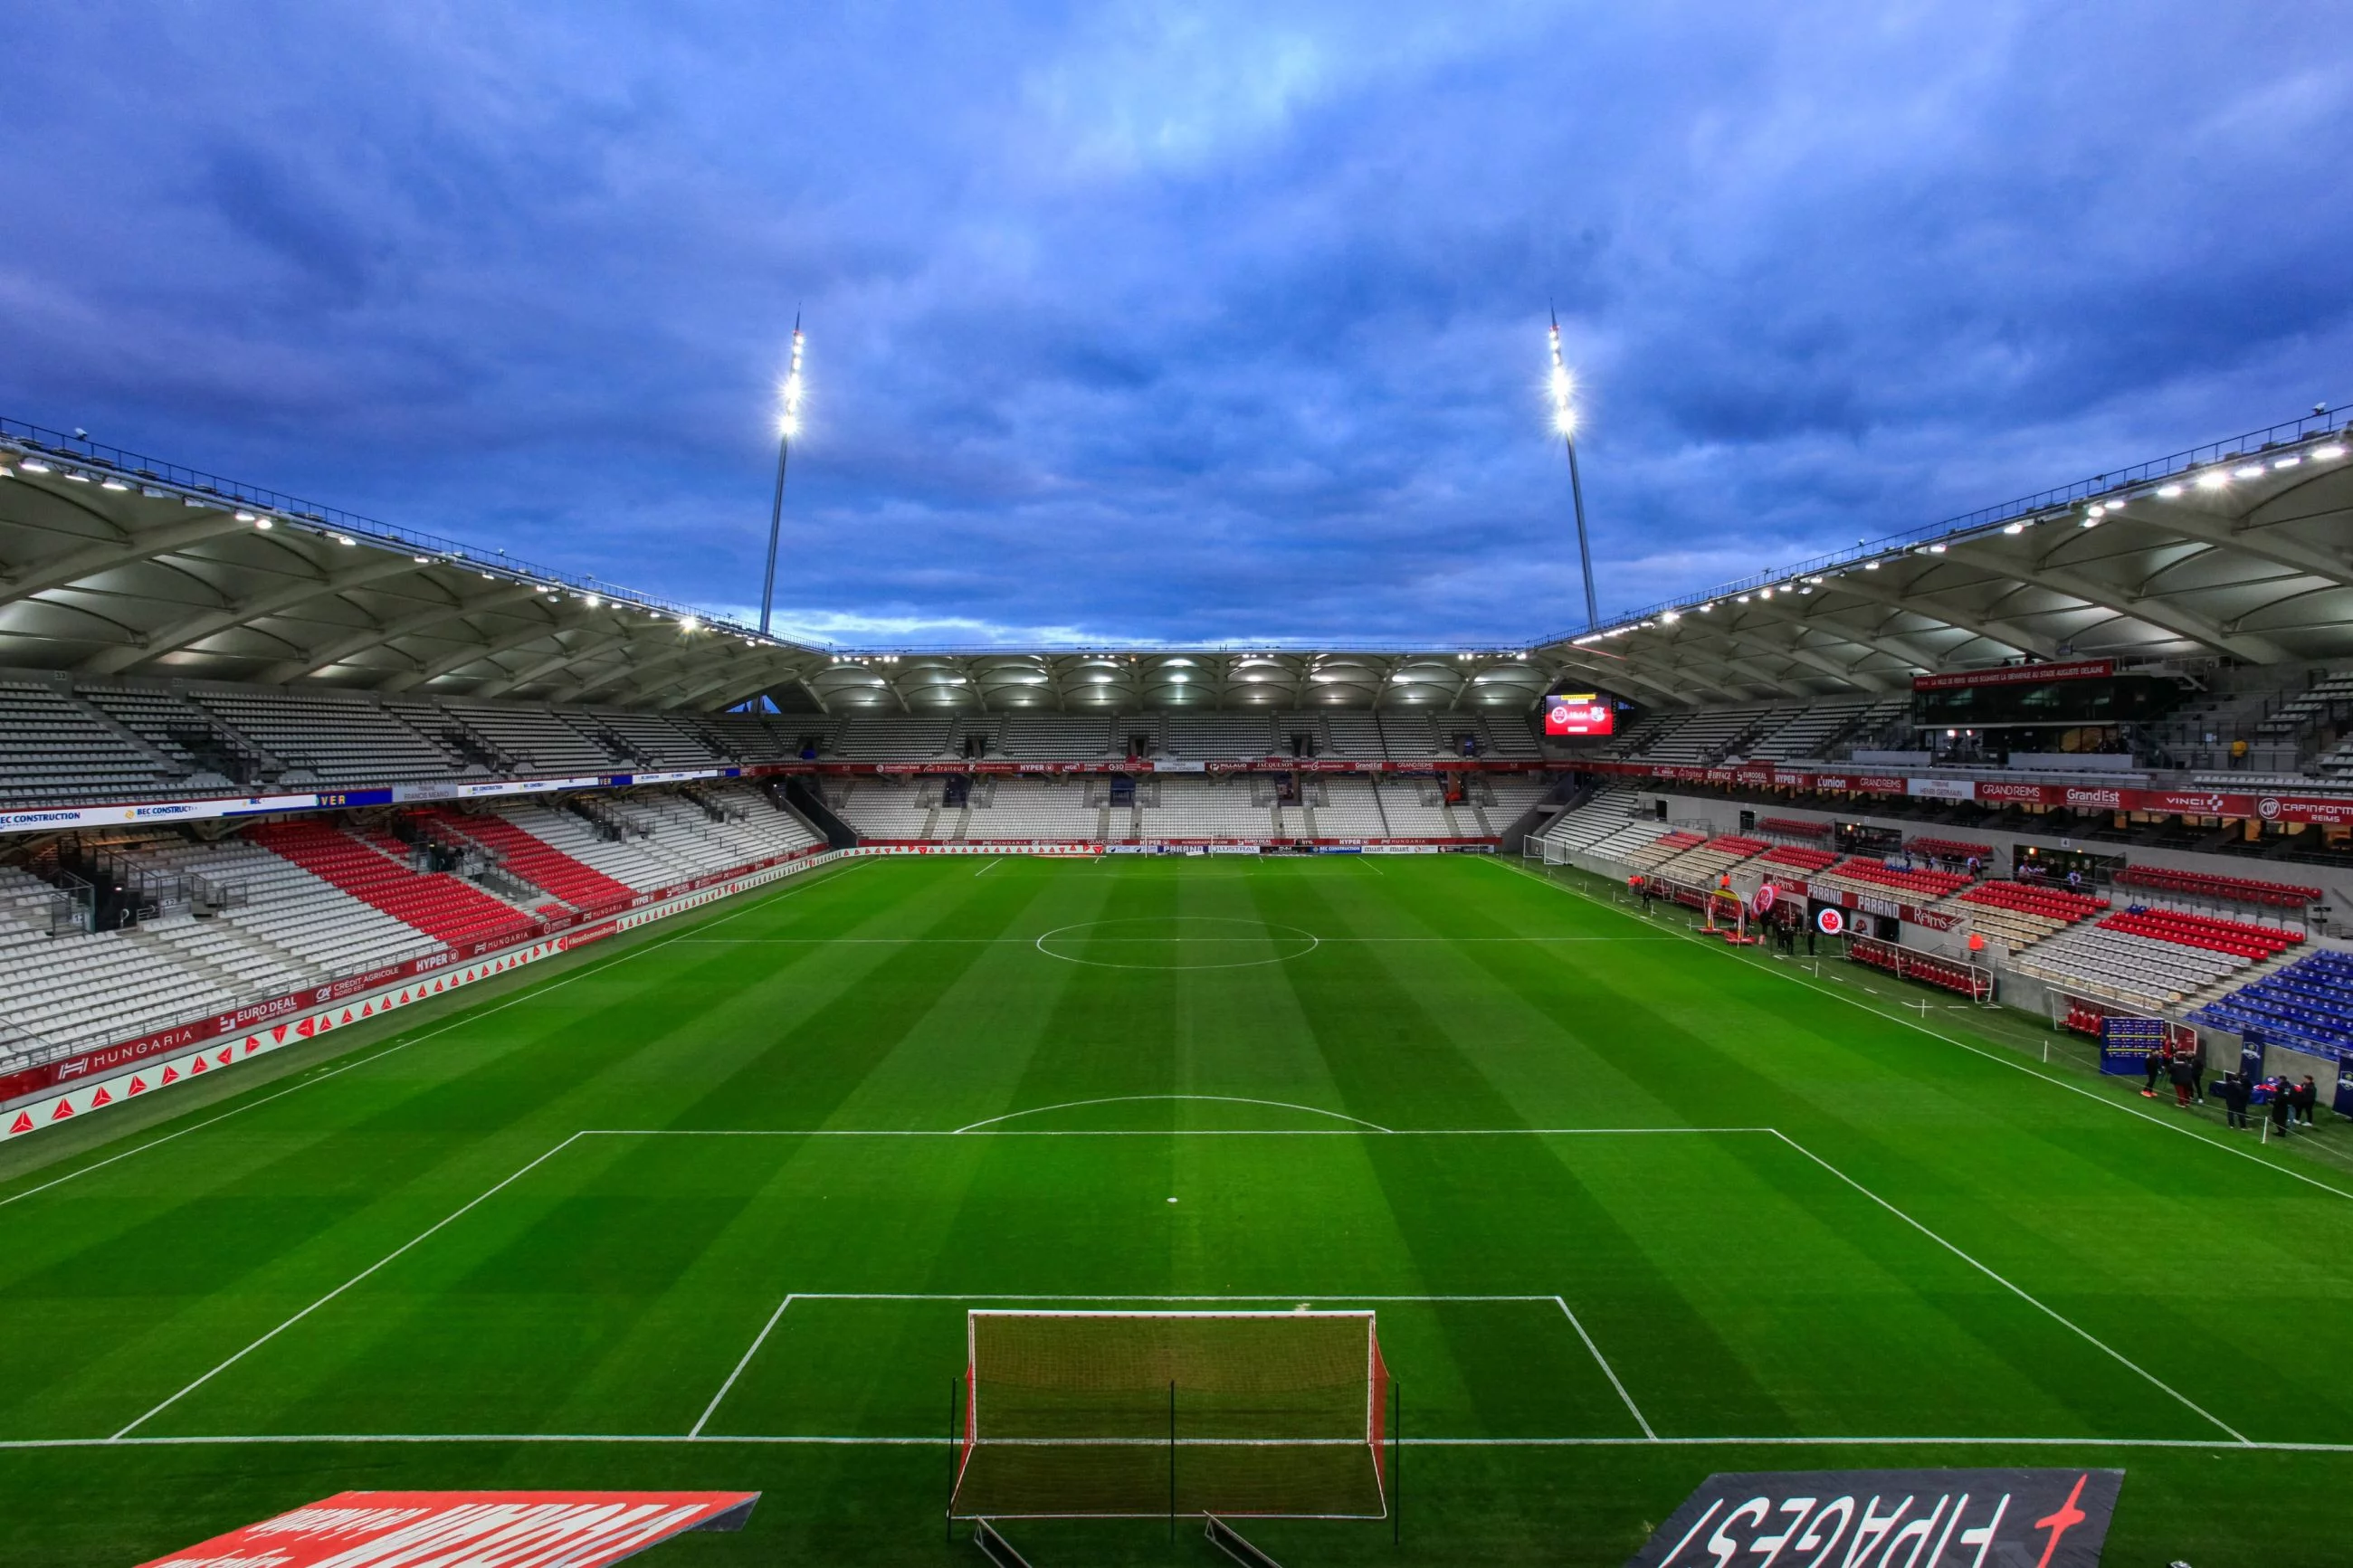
[949, 1310, 1390, 1522]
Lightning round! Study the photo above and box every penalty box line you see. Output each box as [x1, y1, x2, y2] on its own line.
[12, 1432, 2352, 1454]
[691, 1292, 1653, 1443]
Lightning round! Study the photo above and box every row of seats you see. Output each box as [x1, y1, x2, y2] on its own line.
[1815, 857, 1973, 900]
[2015, 925, 2254, 1012]
[2099, 908, 2303, 962]
[1756, 843, 1839, 874]
[2112, 865, 2322, 909]
[1958, 880, 2108, 921]
[250, 821, 535, 947]
[434, 810, 638, 913]
[1756, 816, 1832, 841]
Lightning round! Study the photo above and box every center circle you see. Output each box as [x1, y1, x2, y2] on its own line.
[1033, 916, 1320, 970]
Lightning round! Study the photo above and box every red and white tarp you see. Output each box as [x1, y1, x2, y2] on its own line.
[138, 1489, 757, 1568]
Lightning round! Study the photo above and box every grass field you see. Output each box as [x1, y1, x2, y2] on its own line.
[2, 852, 2350, 1565]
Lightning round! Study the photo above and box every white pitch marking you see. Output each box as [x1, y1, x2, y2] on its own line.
[2, 1431, 2343, 1452]
[0, 860, 868, 1215]
[975, 859, 1001, 877]
[1488, 856, 2353, 1204]
[110, 1130, 596, 1440]
[954, 1095, 1394, 1136]
[1552, 1296, 1653, 1440]
[1762, 1127, 2250, 1446]
[691, 1293, 795, 1438]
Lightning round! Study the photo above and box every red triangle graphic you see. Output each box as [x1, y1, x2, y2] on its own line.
[361, 1002, 374, 1017]
[160, 1065, 179, 1085]
[188, 1054, 207, 1074]
[272, 1024, 291, 1043]
[244, 1038, 260, 1054]
[215, 1047, 233, 1065]
[128, 1076, 148, 1095]
[50, 1099, 73, 1120]
[296, 1018, 315, 1039]
[90, 1086, 112, 1107]
[433, 979, 443, 993]
[9, 1112, 32, 1134]
[340, 1009, 354, 1024]
[318, 1015, 332, 1031]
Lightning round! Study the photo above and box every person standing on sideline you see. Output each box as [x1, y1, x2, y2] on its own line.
[2270, 1080, 2294, 1137]
[2169, 1050, 2197, 1109]
[2190, 1037, 2209, 1105]
[2295, 1075, 2320, 1127]
[2142, 1042, 2167, 1099]
[2222, 1071, 2251, 1130]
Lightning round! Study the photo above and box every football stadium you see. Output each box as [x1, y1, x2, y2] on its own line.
[3, 404, 2353, 1564]
[8, 11, 2353, 1567]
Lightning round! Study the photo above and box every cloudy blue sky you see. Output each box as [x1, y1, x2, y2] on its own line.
[3, 3, 2347, 649]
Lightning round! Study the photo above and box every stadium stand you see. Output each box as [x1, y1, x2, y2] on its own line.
[188, 689, 458, 784]
[1000, 714, 1116, 760]
[1907, 837, 1994, 866]
[438, 701, 618, 774]
[1165, 713, 1276, 759]
[248, 820, 537, 947]
[1653, 834, 1769, 883]
[968, 778, 1102, 841]
[1142, 776, 1277, 838]
[0, 679, 163, 804]
[828, 778, 937, 839]
[1807, 857, 1973, 901]
[2014, 908, 2303, 1013]
[1757, 816, 1832, 841]
[1757, 843, 1839, 876]
[2189, 950, 2353, 1056]
[1314, 775, 1390, 837]
[432, 810, 638, 913]
[1625, 831, 1707, 870]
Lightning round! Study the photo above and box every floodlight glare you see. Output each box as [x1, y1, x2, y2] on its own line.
[2157, 483, 2184, 498]
[2196, 470, 2229, 490]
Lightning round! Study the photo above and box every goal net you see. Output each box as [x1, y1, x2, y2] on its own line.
[948, 1310, 1390, 1521]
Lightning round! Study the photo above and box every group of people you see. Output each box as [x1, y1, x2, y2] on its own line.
[2144, 1044, 2322, 1132]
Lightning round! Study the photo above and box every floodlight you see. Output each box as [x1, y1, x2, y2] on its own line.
[2273, 456, 2301, 470]
[19, 460, 51, 472]
[2196, 470, 2229, 490]
[2314, 444, 2347, 460]
[2157, 483, 2184, 498]
[2233, 464, 2264, 479]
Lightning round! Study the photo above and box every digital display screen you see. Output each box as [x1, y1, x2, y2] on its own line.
[1544, 693, 1615, 737]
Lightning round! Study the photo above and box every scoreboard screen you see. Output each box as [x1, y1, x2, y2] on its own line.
[1544, 693, 1615, 737]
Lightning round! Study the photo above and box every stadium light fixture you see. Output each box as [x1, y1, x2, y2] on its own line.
[760, 316, 806, 637]
[2273, 455, 2301, 470]
[2314, 443, 2347, 460]
[2002, 521, 2024, 534]
[100, 477, 129, 491]
[2157, 482, 2184, 498]
[412, 555, 431, 564]
[1547, 309, 1601, 632]
[19, 459, 51, 473]
[1863, 559, 1881, 570]
[2233, 463, 2264, 479]
[2196, 470, 2229, 490]
[253, 517, 273, 530]
[61, 469, 90, 482]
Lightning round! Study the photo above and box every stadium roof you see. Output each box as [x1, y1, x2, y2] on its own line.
[1534, 406, 2353, 705]
[2, 406, 2348, 715]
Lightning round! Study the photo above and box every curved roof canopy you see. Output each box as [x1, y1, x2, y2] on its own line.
[3, 409, 2348, 715]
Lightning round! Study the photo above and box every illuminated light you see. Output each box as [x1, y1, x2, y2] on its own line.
[2002, 521, 2024, 534]
[19, 459, 51, 472]
[2157, 483, 2184, 498]
[2080, 515, 2100, 527]
[235, 510, 257, 521]
[412, 555, 431, 564]
[1759, 586, 1774, 597]
[1699, 603, 1714, 613]
[481, 571, 495, 580]
[2233, 464, 2264, 479]
[1736, 594, 1750, 603]
[1662, 611, 1680, 622]
[2273, 455, 2301, 470]
[60, 470, 90, 482]
[2086, 502, 2105, 517]
[1928, 543, 1948, 554]
[586, 594, 602, 608]
[100, 478, 129, 490]
[0, 466, 13, 478]
[335, 534, 357, 546]
[1863, 560, 1881, 570]
[253, 517, 273, 530]
[2313, 443, 2347, 460]
[1799, 586, 1814, 595]
[2196, 470, 2229, 490]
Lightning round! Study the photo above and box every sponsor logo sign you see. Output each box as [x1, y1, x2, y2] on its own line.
[1815, 906, 1845, 936]
[138, 1489, 758, 1568]
[2062, 786, 2125, 810]
[1627, 1468, 2121, 1568]
[1907, 776, 1977, 803]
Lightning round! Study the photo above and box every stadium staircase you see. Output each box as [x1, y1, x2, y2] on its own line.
[249, 819, 537, 948]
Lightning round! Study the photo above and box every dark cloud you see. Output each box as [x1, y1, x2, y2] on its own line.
[1, 0, 2348, 648]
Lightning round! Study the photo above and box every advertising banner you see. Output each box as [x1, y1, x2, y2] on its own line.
[1912, 659, 2115, 691]
[2098, 1014, 2167, 1075]
[138, 1490, 757, 1568]
[1544, 693, 1615, 737]
[1907, 776, 1977, 802]
[1628, 1468, 2121, 1568]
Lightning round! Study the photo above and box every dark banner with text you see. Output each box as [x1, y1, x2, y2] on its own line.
[1629, 1468, 2122, 1568]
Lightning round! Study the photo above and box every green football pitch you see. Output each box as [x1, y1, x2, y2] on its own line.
[3, 852, 2350, 1565]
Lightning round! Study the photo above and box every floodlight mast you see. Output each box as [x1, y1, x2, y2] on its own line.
[1548, 308, 1600, 632]
[759, 315, 806, 636]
